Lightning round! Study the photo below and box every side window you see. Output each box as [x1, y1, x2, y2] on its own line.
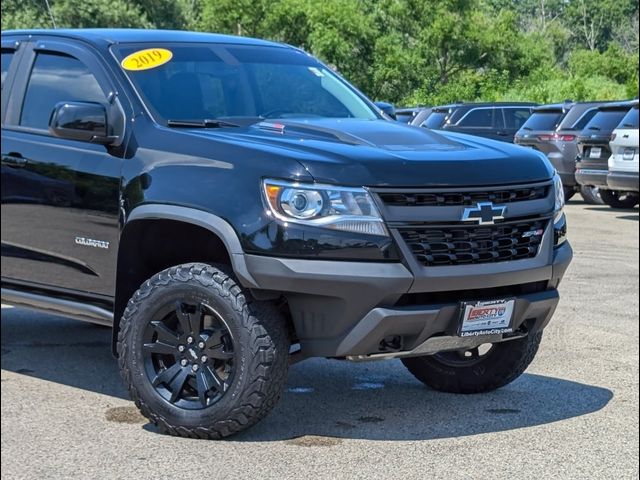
[504, 108, 531, 129]
[1, 49, 14, 89]
[20, 52, 105, 130]
[457, 108, 493, 128]
[571, 109, 598, 131]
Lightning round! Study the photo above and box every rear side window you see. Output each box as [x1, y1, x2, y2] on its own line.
[618, 108, 639, 129]
[503, 108, 531, 129]
[20, 52, 105, 130]
[457, 108, 493, 128]
[1, 49, 14, 89]
[395, 112, 414, 124]
[520, 111, 563, 131]
[583, 109, 629, 133]
[423, 111, 448, 128]
[566, 108, 598, 131]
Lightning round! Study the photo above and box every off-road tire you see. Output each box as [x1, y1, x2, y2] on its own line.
[580, 185, 603, 205]
[117, 263, 289, 439]
[401, 332, 542, 394]
[599, 190, 639, 209]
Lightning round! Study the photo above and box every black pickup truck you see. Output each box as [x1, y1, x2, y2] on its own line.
[1, 29, 572, 439]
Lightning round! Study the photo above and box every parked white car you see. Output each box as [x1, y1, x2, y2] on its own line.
[605, 101, 639, 208]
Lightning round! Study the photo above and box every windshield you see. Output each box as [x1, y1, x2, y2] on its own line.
[114, 43, 378, 123]
[520, 111, 563, 131]
[423, 111, 448, 129]
[617, 107, 639, 129]
[583, 109, 629, 133]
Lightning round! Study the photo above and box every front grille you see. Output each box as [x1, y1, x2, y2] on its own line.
[378, 186, 548, 207]
[399, 219, 547, 267]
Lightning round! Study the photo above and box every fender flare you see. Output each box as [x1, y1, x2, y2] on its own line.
[125, 204, 260, 289]
[111, 204, 260, 356]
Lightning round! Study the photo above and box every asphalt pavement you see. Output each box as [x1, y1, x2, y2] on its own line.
[1, 200, 638, 480]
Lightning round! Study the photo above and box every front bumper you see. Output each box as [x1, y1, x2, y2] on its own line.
[576, 168, 608, 188]
[244, 240, 572, 358]
[607, 171, 640, 192]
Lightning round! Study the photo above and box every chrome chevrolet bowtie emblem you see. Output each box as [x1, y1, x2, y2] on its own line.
[461, 202, 507, 225]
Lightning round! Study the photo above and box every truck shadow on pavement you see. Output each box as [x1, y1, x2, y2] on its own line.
[1, 308, 613, 442]
[583, 205, 639, 221]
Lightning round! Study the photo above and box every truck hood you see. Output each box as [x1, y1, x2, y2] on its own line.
[193, 118, 554, 187]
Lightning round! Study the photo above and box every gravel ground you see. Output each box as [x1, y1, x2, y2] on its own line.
[1, 200, 638, 480]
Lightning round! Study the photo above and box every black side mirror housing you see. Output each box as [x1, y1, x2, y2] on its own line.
[374, 101, 397, 120]
[49, 102, 115, 144]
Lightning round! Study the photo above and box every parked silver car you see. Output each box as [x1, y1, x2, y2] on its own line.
[514, 101, 612, 203]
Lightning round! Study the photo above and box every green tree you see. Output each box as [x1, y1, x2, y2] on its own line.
[2, 0, 638, 106]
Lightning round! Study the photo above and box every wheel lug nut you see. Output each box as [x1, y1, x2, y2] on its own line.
[198, 341, 205, 349]
[178, 345, 185, 352]
[187, 336, 194, 344]
[200, 355, 208, 363]
[192, 364, 199, 372]
[180, 359, 188, 367]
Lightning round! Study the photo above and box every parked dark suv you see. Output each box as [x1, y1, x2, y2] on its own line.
[576, 100, 637, 208]
[420, 102, 537, 142]
[514, 101, 610, 203]
[395, 106, 430, 124]
[1, 29, 572, 439]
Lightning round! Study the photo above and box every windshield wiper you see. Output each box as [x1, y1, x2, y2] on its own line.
[166, 119, 241, 128]
[522, 127, 533, 131]
[588, 126, 601, 131]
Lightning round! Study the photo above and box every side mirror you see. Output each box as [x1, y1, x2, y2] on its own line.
[374, 101, 397, 120]
[49, 102, 115, 144]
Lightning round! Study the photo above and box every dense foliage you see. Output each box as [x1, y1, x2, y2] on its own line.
[2, 0, 638, 106]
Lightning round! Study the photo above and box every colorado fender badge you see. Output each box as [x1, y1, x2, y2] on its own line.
[75, 236, 110, 249]
[121, 48, 173, 71]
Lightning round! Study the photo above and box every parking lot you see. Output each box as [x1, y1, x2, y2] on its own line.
[1, 200, 638, 480]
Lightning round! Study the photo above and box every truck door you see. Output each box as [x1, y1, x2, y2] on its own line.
[1, 38, 125, 297]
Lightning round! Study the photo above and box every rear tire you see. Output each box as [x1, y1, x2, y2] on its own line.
[117, 263, 289, 439]
[563, 186, 576, 202]
[599, 190, 639, 209]
[401, 332, 542, 394]
[580, 185, 604, 205]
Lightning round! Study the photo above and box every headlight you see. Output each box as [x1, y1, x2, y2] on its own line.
[553, 172, 565, 223]
[262, 179, 388, 236]
[552, 172, 567, 246]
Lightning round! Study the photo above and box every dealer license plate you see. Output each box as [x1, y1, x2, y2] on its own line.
[589, 147, 602, 158]
[458, 299, 515, 337]
[623, 148, 636, 160]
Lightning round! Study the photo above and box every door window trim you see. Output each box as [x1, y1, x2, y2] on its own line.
[3, 38, 126, 144]
[454, 107, 496, 129]
[500, 106, 533, 130]
[1, 37, 26, 124]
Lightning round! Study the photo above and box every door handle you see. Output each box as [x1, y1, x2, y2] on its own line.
[496, 131, 510, 136]
[1, 153, 28, 168]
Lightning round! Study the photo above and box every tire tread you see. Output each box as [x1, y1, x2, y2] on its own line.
[402, 332, 543, 394]
[117, 263, 288, 439]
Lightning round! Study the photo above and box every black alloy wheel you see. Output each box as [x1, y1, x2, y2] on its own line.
[118, 263, 290, 439]
[142, 300, 235, 409]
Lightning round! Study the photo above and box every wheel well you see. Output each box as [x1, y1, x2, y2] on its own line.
[113, 219, 231, 351]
